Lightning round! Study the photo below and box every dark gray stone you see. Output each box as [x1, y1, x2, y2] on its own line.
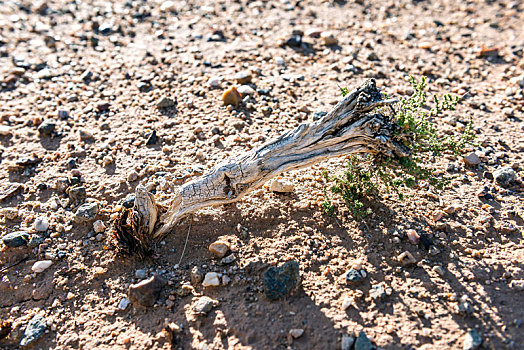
[68, 185, 86, 203]
[354, 331, 372, 350]
[20, 314, 46, 346]
[37, 120, 55, 137]
[74, 202, 98, 223]
[128, 275, 167, 307]
[264, 261, 300, 300]
[2, 231, 29, 247]
[122, 194, 135, 208]
[346, 268, 365, 284]
[493, 167, 516, 187]
[156, 97, 175, 108]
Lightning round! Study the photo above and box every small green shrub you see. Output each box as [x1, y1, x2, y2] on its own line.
[322, 76, 475, 219]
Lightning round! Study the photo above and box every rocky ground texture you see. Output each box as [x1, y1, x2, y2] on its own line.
[0, 0, 523, 349]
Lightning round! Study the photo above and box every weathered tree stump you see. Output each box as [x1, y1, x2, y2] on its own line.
[112, 79, 409, 256]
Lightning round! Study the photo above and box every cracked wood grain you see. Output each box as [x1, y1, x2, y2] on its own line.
[114, 79, 409, 254]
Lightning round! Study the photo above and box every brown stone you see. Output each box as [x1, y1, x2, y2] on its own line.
[209, 241, 230, 258]
[222, 86, 241, 106]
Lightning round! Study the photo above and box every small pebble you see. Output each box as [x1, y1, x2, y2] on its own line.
[341, 334, 355, 350]
[156, 96, 175, 108]
[354, 330, 373, 350]
[289, 329, 304, 338]
[20, 314, 46, 346]
[118, 297, 131, 310]
[93, 220, 106, 233]
[321, 31, 338, 46]
[463, 152, 481, 166]
[209, 241, 230, 258]
[222, 86, 241, 106]
[270, 179, 294, 193]
[433, 265, 445, 277]
[192, 296, 216, 315]
[34, 217, 49, 232]
[236, 85, 255, 95]
[274, 56, 285, 65]
[234, 71, 252, 84]
[135, 269, 147, 279]
[202, 272, 220, 287]
[463, 329, 482, 350]
[32, 260, 53, 273]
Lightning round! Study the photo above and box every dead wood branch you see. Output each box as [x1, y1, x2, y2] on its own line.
[112, 79, 409, 255]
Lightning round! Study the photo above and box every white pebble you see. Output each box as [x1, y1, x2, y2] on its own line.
[274, 56, 285, 66]
[208, 76, 221, 88]
[32, 260, 53, 273]
[202, 272, 220, 287]
[289, 329, 304, 338]
[34, 217, 49, 232]
[341, 296, 354, 310]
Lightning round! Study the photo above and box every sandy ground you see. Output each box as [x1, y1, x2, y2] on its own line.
[0, 0, 523, 349]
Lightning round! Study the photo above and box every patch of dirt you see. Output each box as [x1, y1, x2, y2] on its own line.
[0, 0, 523, 349]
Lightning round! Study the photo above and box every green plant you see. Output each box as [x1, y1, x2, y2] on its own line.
[322, 76, 475, 219]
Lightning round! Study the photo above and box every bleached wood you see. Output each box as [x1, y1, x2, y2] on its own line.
[143, 78, 408, 238]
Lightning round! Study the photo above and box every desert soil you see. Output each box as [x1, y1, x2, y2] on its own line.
[1, 0, 523, 349]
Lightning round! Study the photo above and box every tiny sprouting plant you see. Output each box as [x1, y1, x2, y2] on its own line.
[322, 76, 475, 219]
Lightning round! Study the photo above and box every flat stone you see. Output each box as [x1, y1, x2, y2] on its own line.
[2, 231, 29, 247]
[128, 275, 167, 307]
[209, 241, 230, 258]
[0, 183, 23, 202]
[463, 152, 481, 166]
[74, 202, 98, 223]
[236, 85, 255, 95]
[156, 96, 175, 108]
[270, 179, 294, 193]
[20, 314, 46, 346]
[264, 260, 300, 300]
[234, 71, 252, 84]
